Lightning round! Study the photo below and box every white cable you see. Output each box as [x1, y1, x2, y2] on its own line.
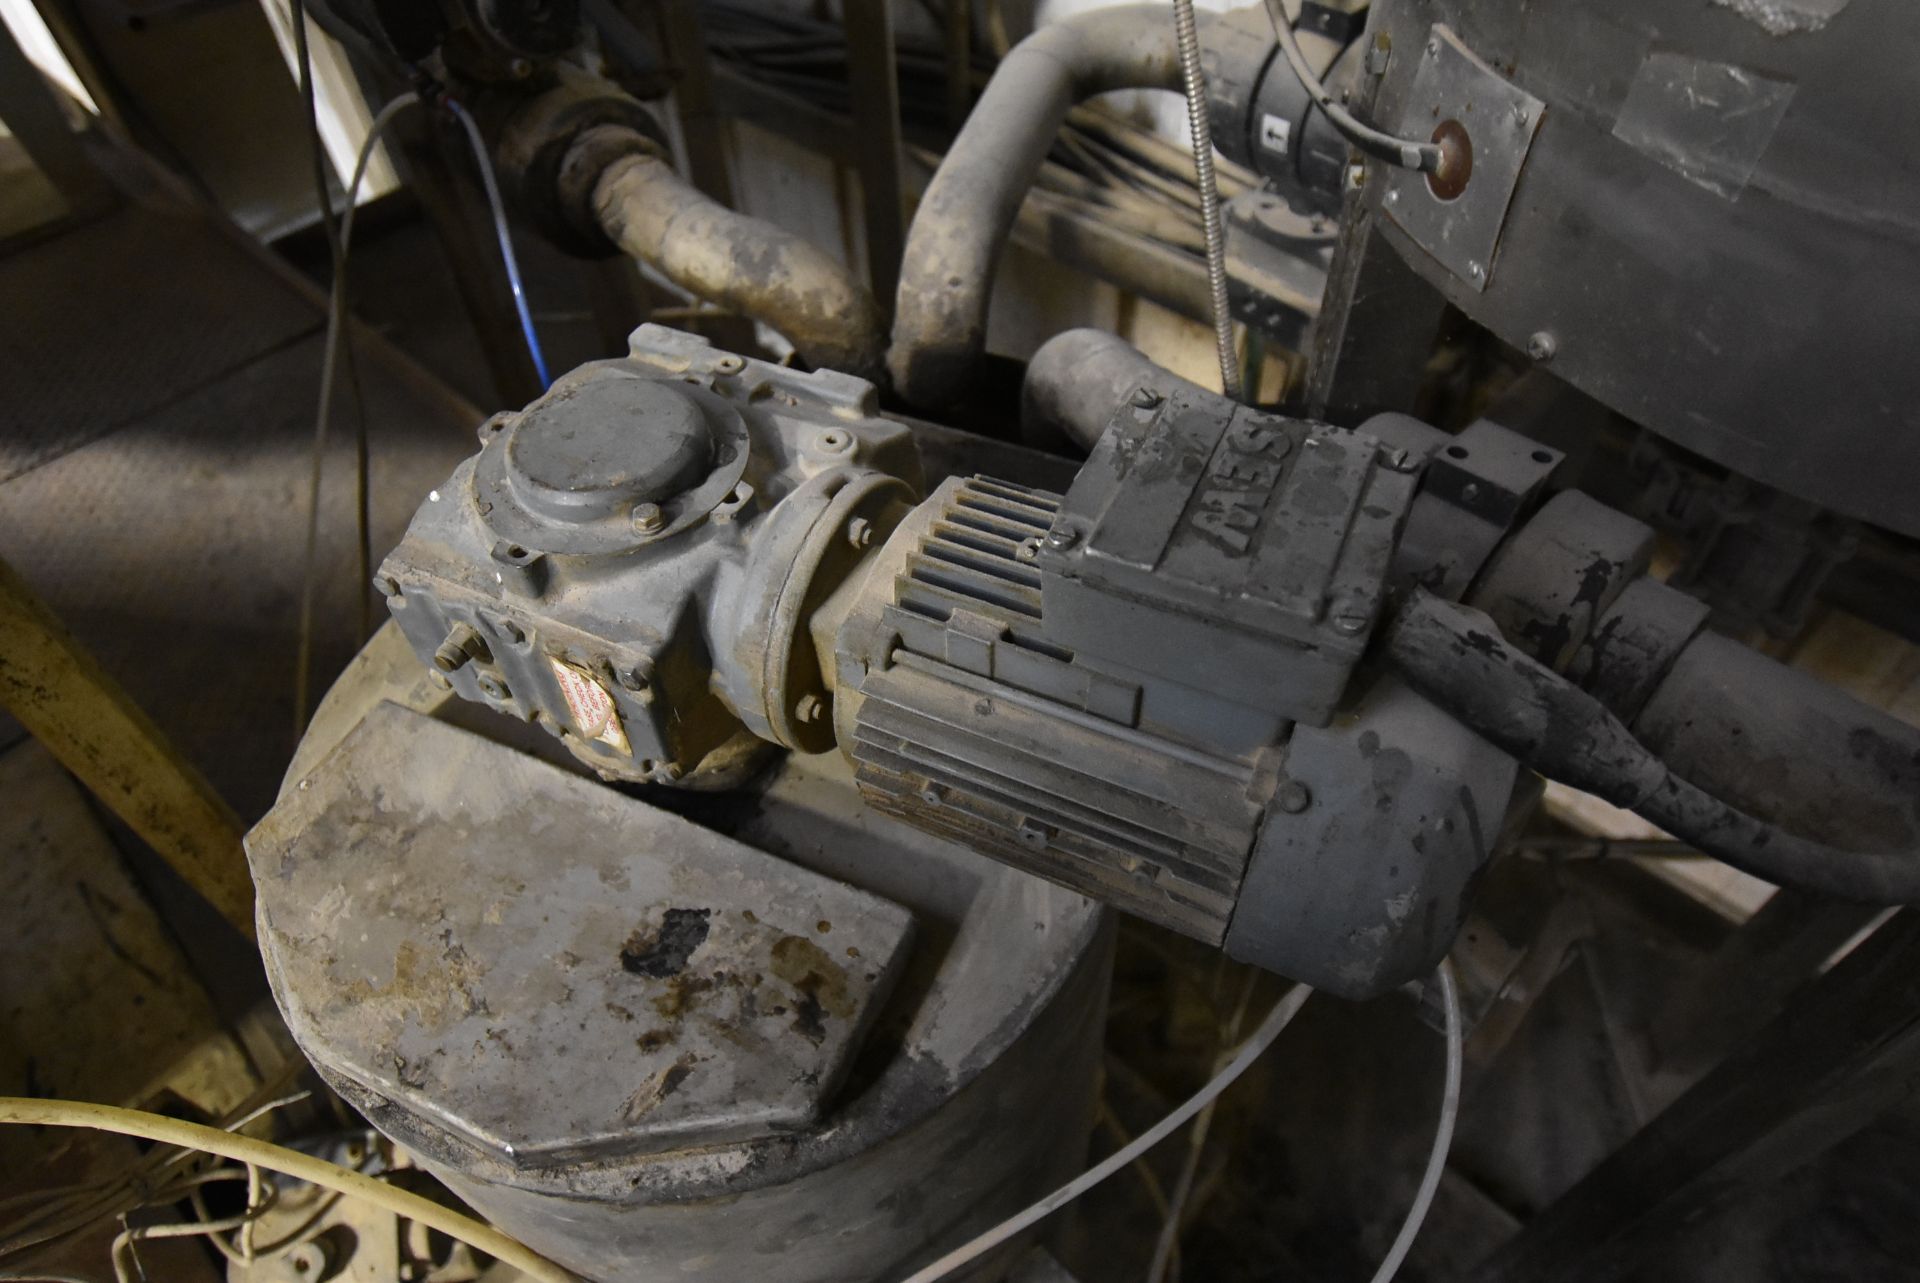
[1367, 958, 1463, 1283]
[898, 982, 1313, 1283]
[0, 1098, 577, 1283]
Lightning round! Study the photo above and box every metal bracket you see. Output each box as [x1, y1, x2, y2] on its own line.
[1380, 24, 1544, 290]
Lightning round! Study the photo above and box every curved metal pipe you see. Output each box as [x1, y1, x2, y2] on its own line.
[592, 147, 887, 381]
[1021, 328, 1210, 451]
[890, 5, 1213, 409]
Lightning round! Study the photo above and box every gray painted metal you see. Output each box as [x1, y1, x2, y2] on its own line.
[1038, 387, 1417, 731]
[1379, 23, 1545, 290]
[254, 622, 1111, 1283]
[1227, 675, 1519, 998]
[1365, 0, 1920, 536]
[378, 325, 922, 786]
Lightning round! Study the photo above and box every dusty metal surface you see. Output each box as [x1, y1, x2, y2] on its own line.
[261, 621, 1109, 1282]
[1380, 24, 1545, 290]
[248, 703, 916, 1167]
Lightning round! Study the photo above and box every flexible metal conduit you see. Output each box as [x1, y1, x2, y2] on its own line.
[889, 4, 1216, 409]
[590, 134, 888, 380]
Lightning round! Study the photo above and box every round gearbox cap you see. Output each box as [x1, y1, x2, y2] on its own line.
[506, 378, 712, 522]
[473, 373, 751, 556]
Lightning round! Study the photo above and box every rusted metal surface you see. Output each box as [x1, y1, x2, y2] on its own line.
[0, 553, 253, 938]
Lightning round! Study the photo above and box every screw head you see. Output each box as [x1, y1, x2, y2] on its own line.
[847, 516, 874, 549]
[631, 502, 666, 533]
[714, 355, 745, 374]
[1526, 330, 1558, 362]
[1130, 387, 1163, 409]
[1468, 260, 1485, 281]
[1044, 524, 1080, 551]
[1426, 36, 1439, 56]
[1276, 780, 1313, 813]
[795, 694, 826, 724]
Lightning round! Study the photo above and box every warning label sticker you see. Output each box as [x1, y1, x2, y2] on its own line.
[549, 658, 632, 755]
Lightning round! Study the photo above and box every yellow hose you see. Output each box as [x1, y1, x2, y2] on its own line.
[0, 1098, 577, 1283]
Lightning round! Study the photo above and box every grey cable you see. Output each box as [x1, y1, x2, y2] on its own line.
[897, 982, 1314, 1283]
[1367, 958, 1462, 1283]
[1171, 0, 1242, 400]
[1260, 0, 1440, 173]
[294, 91, 421, 733]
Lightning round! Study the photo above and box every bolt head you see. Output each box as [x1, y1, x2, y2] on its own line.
[1526, 330, 1558, 362]
[1426, 36, 1439, 56]
[1468, 260, 1485, 280]
[631, 502, 666, 533]
[1347, 160, 1367, 189]
[1332, 608, 1370, 635]
[1276, 780, 1312, 813]
[847, 516, 875, 549]
[1044, 524, 1080, 552]
[795, 694, 826, 724]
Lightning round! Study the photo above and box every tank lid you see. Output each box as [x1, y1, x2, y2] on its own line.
[246, 704, 916, 1170]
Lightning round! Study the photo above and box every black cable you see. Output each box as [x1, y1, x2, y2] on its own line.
[1260, 0, 1440, 173]
[1383, 589, 1920, 905]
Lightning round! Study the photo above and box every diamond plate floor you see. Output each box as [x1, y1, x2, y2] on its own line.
[0, 169, 478, 822]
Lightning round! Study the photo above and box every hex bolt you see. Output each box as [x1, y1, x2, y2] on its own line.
[1526, 330, 1558, 362]
[1044, 524, 1080, 552]
[433, 623, 488, 673]
[1276, 780, 1313, 813]
[847, 516, 875, 549]
[1130, 387, 1163, 410]
[631, 502, 666, 534]
[618, 661, 652, 692]
[795, 694, 826, 724]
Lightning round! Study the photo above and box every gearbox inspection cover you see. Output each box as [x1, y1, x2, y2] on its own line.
[245, 703, 915, 1169]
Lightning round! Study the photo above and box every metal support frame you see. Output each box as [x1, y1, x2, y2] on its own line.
[0, 8, 115, 236]
[1467, 910, 1920, 1283]
[842, 0, 906, 309]
[0, 555, 254, 940]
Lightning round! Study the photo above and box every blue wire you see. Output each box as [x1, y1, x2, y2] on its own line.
[444, 97, 553, 389]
